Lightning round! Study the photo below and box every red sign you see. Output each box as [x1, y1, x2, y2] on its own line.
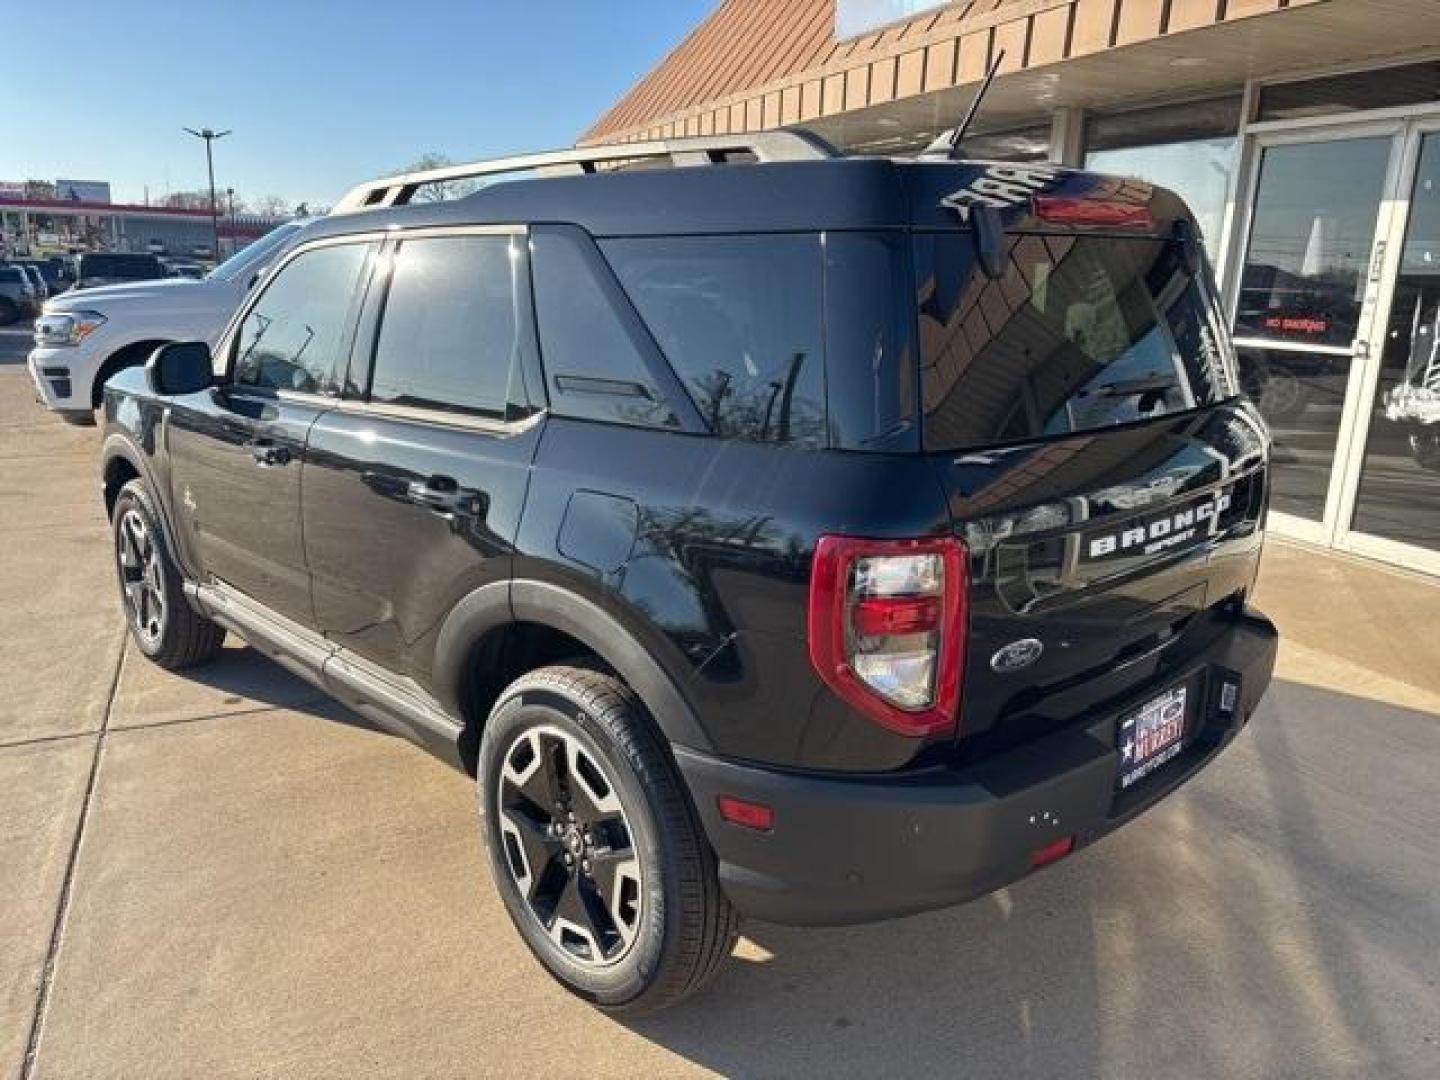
[1262, 315, 1329, 335]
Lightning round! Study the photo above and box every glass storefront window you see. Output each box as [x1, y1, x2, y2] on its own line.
[1084, 96, 1242, 249]
[958, 126, 1051, 163]
[1234, 137, 1392, 524]
[1236, 343, 1354, 521]
[1352, 132, 1440, 553]
[1258, 61, 1440, 123]
[1086, 138, 1235, 248]
[1235, 138, 1392, 348]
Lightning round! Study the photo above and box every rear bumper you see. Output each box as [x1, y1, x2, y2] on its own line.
[675, 606, 1277, 926]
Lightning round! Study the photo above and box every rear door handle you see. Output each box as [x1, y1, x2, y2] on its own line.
[406, 475, 466, 513]
[247, 438, 291, 467]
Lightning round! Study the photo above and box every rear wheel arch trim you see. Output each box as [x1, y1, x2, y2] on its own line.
[433, 578, 713, 754]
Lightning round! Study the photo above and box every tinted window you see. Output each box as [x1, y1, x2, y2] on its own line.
[79, 254, 165, 279]
[530, 227, 676, 430]
[602, 234, 826, 446]
[0, 267, 22, 283]
[1258, 61, 1440, 122]
[916, 233, 1237, 451]
[824, 232, 917, 451]
[368, 235, 521, 418]
[210, 221, 304, 282]
[233, 243, 371, 393]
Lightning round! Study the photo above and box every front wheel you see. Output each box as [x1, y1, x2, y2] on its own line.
[112, 479, 224, 668]
[478, 666, 738, 1014]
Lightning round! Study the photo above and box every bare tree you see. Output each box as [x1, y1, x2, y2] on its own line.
[251, 194, 291, 218]
[397, 152, 482, 202]
[160, 190, 213, 210]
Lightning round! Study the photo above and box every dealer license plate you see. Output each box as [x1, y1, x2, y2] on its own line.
[1117, 686, 1188, 790]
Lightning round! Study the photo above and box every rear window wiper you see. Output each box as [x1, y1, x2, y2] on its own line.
[1081, 376, 1178, 399]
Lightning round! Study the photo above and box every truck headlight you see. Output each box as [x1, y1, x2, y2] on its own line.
[34, 311, 106, 347]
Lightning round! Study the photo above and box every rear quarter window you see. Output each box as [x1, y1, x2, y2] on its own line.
[530, 226, 678, 431]
[601, 234, 827, 448]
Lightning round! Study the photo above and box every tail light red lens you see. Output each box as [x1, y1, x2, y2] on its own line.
[1032, 195, 1156, 230]
[807, 535, 968, 738]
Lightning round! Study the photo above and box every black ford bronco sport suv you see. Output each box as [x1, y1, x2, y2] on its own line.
[100, 130, 1277, 1014]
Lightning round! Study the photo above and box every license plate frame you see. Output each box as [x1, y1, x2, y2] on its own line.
[1116, 685, 1189, 790]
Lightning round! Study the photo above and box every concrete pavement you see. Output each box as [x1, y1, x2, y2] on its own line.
[1, 356, 1438, 1078]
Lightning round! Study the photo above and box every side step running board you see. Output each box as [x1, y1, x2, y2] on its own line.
[186, 581, 466, 770]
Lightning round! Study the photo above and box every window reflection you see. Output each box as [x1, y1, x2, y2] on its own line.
[1235, 138, 1391, 348]
[1237, 345, 1352, 521]
[1352, 134, 1440, 553]
[1086, 137, 1235, 249]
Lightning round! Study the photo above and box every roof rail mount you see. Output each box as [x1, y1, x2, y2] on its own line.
[332, 128, 840, 215]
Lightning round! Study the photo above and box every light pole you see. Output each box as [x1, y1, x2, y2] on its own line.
[226, 187, 236, 256]
[183, 126, 230, 259]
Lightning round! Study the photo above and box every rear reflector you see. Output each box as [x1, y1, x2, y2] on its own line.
[1032, 195, 1155, 230]
[717, 795, 774, 832]
[1030, 835, 1076, 868]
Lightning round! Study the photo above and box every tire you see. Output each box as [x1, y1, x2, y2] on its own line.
[478, 665, 738, 1015]
[111, 479, 224, 669]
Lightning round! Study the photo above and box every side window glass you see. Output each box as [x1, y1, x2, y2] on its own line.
[530, 227, 677, 430]
[233, 243, 370, 393]
[601, 234, 827, 447]
[368, 235, 522, 418]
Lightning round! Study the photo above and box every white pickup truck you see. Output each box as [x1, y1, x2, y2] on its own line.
[28, 221, 305, 423]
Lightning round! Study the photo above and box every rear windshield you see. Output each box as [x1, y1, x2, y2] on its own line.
[79, 254, 164, 279]
[915, 233, 1237, 452]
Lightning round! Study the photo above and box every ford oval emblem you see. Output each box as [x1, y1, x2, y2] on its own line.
[991, 638, 1044, 674]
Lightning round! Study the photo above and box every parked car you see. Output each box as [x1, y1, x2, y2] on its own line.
[0, 265, 39, 323]
[19, 257, 73, 296]
[28, 221, 308, 422]
[98, 134, 1277, 1015]
[15, 263, 49, 302]
[73, 252, 169, 291]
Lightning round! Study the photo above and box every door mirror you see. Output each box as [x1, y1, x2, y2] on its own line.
[146, 341, 214, 396]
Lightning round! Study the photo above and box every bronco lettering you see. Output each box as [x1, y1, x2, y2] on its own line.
[1087, 492, 1234, 560]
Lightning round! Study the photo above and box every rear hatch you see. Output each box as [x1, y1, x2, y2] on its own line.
[906, 165, 1269, 752]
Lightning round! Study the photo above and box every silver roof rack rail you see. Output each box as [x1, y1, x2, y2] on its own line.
[331, 130, 838, 215]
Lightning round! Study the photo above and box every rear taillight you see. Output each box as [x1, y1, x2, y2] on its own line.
[807, 536, 968, 738]
[1031, 195, 1155, 230]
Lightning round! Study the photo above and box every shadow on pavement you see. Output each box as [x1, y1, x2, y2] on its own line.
[618, 679, 1439, 1080]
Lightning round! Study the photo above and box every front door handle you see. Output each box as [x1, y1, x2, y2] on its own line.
[247, 438, 291, 467]
[406, 475, 466, 513]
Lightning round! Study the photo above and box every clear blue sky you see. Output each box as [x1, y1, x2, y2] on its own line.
[1, 0, 712, 209]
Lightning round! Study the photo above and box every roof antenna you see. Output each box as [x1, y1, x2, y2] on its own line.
[946, 51, 1006, 159]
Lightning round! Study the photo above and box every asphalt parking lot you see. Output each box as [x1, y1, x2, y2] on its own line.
[1, 349, 1438, 1079]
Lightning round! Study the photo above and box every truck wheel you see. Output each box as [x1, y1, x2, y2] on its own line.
[478, 665, 738, 1015]
[111, 479, 224, 668]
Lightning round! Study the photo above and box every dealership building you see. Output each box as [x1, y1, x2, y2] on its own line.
[585, 0, 1440, 576]
[0, 180, 286, 261]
